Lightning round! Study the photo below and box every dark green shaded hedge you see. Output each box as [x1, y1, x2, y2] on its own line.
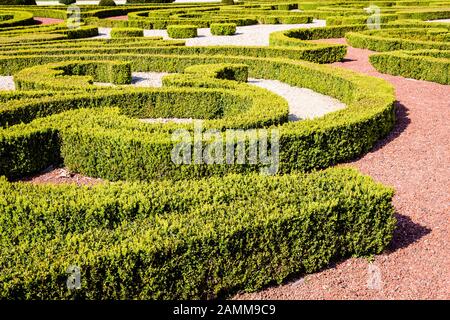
[0, 53, 394, 181]
[210, 22, 236, 36]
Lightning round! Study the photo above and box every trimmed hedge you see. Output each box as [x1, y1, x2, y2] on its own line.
[210, 22, 236, 36]
[0, 167, 396, 299]
[13, 60, 132, 90]
[167, 24, 198, 39]
[346, 27, 450, 51]
[59, 0, 76, 5]
[0, 10, 34, 28]
[99, 0, 116, 6]
[370, 49, 450, 84]
[110, 27, 144, 38]
[0, 52, 394, 181]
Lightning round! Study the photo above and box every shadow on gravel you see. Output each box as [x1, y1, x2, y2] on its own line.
[370, 101, 410, 152]
[389, 212, 431, 252]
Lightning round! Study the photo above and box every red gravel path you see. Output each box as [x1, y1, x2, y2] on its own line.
[33, 17, 64, 25]
[236, 38, 450, 300]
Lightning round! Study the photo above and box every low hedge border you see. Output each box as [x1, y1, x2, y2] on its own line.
[0, 167, 396, 299]
[167, 24, 198, 39]
[369, 49, 450, 84]
[0, 41, 346, 66]
[0, 10, 34, 28]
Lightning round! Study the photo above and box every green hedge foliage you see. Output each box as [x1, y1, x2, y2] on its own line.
[0, 167, 396, 299]
[110, 27, 144, 38]
[346, 27, 450, 51]
[167, 24, 198, 39]
[370, 49, 450, 84]
[210, 22, 236, 36]
[0, 0, 36, 4]
[59, 0, 76, 5]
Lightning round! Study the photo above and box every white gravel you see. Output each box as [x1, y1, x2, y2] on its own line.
[129, 72, 346, 122]
[94, 20, 326, 46]
[0, 76, 14, 91]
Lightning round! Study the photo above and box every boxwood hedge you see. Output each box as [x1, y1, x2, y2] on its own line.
[0, 167, 396, 299]
[210, 22, 236, 36]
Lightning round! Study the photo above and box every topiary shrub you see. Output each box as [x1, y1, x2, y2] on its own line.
[110, 27, 144, 38]
[184, 63, 248, 82]
[59, 0, 76, 5]
[210, 23, 236, 36]
[167, 25, 198, 39]
[99, 0, 116, 6]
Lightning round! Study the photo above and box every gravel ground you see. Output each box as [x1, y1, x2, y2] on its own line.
[0, 76, 14, 91]
[236, 39, 450, 300]
[94, 20, 326, 46]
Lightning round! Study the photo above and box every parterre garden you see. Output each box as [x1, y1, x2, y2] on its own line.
[0, 0, 448, 299]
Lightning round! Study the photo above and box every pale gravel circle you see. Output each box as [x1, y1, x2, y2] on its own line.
[94, 20, 326, 46]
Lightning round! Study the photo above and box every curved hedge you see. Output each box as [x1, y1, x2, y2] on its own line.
[167, 24, 197, 39]
[110, 27, 144, 38]
[370, 49, 450, 84]
[346, 27, 450, 51]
